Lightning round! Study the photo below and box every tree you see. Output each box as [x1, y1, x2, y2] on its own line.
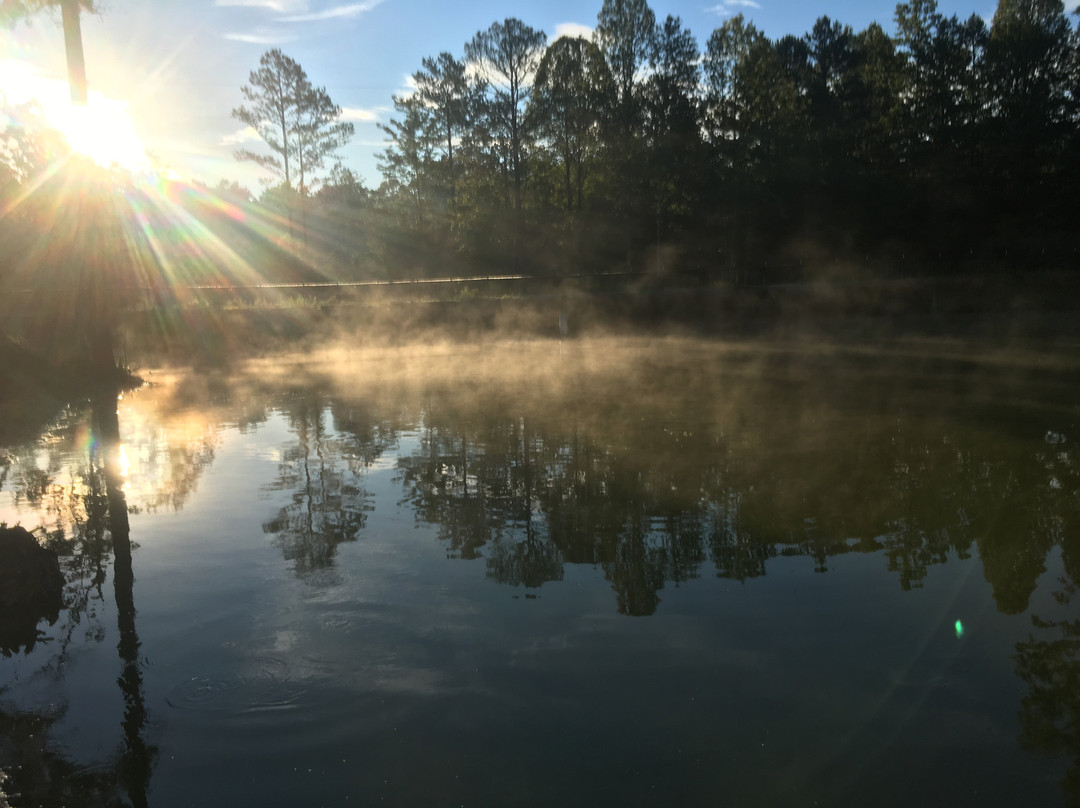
[592, 0, 660, 266]
[986, 0, 1074, 162]
[595, 0, 657, 128]
[732, 37, 808, 267]
[317, 163, 366, 208]
[0, 0, 93, 22]
[215, 179, 252, 203]
[530, 35, 615, 213]
[646, 14, 700, 138]
[232, 49, 354, 194]
[1, 0, 94, 103]
[292, 82, 354, 195]
[465, 18, 546, 215]
[702, 16, 769, 275]
[849, 23, 906, 172]
[804, 16, 857, 177]
[980, 0, 1077, 254]
[378, 93, 433, 228]
[890, 0, 993, 274]
[739, 39, 807, 167]
[412, 52, 471, 206]
[702, 15, 764, 157]
[894, 0, 988, 161]
[232, 50, 302, 188]
[310, 164, 371, 278]
[643, 15, 702, 239]
[1069, 21, 1080, 177]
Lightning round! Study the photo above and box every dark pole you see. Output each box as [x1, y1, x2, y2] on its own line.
[60, 0, 88, 105]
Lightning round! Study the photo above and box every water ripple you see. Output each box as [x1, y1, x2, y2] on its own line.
[164, 656, 313, 714]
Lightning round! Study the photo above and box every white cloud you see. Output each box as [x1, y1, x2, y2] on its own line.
[223, 30, 296, 44]
[221, 125, 261, 145]
[466, 55, 540, 90]
[340, 106, 378, 122]
[464, 60, 486, 82]
[706, 0, 761, 14]
[280, 0, 383, 22]
[397, 73, 418, 97]
[215, 0, 308, 10]
[551, 22, 594, 42]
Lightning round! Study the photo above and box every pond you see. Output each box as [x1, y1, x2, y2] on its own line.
[1, 337, 1078, 807]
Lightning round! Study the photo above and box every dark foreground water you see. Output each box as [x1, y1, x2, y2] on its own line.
[1, 338, 1078, 807]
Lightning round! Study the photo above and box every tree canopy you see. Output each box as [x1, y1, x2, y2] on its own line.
[367, 0, 1078, 281]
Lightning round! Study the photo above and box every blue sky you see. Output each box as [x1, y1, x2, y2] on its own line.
[1, 0, 1076, 191]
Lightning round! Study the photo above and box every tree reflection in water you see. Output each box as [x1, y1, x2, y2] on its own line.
[2, 342, 1078, 803]
[1013, 446, 1080, 804]
[262, 391, 397, 574]
[3, 404, 117, 659]
[0, 394, 155, 807]
[393, 364, 1079, 619]
[1016, 611, 1080, 804]
[93, 393, 153, 808]
[0, 709, 117, 807]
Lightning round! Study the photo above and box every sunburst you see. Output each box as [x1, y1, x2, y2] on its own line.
[48, 94, 149, 171]
[0, 59, 149, 172]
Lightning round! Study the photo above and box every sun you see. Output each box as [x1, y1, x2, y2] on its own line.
[47, 94, 150, 172]
[0, 59, 150, 172]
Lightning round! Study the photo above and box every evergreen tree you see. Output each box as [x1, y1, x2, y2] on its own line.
[413, 52, 472, 207]
[595, 0, 657, 130]
[702, 15, 764, 163]
[644, 15, 703, 239]
[232, 49, 354, 194]
[378, 94, 433, 229]
[530, 36, 615, 213]
[465, 18, 547, 216]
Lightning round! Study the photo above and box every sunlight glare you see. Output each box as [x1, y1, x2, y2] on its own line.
[53, 97, 149, 171]
[0, 59, 149, 171]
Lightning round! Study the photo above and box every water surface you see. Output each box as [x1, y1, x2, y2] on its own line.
[1, 338, 1078, 806]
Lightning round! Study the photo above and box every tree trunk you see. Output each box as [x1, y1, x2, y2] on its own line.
[60, 0, 87, 105]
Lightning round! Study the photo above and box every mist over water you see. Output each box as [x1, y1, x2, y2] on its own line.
[3, 0, 1079, 800]
[1, 336, 1078, 807]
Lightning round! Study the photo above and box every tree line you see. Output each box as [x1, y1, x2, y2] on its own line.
[234, 0, 1079, 283]
[2, 0, 1077, 340]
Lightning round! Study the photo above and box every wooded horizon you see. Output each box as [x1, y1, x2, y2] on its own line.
[220, 0, 1080, 281]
